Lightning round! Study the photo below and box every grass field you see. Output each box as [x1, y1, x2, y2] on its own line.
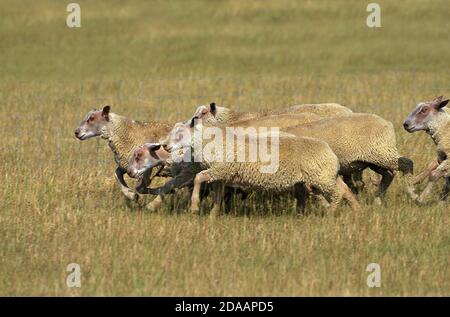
[1, 0, 449, 296]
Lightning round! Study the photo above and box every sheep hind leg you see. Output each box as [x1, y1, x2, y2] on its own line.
[210, 182, 224, 218]
[343, 173, 359, 194]
[397, 156, 418, 200]
[115, 168, 138, 201]
[368, 164, 394, 205]
[293, 183, 309, 214]
[352, 170, 366, 192]
[190, 170, 212, 214]
[336, 176, 360, 211]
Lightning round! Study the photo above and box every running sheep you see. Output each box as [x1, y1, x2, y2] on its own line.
[286, 113, 416, 203]
[403, 95, 450, 203]
[74, 105, 171, 201]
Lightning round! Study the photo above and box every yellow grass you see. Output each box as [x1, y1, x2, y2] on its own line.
[0, 0, 449, 296]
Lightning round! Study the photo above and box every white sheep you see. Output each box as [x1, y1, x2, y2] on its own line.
[74, 105, 172, 201]
[286, 113, 416, 203]
[403, 96, 450, 203]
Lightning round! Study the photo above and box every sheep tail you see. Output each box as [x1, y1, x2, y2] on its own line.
[398, 156, 414, 175]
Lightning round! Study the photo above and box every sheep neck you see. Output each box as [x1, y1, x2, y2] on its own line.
[427, 111, 450, 145]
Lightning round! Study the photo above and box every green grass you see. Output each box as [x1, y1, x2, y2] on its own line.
[0, 0, 449, 296]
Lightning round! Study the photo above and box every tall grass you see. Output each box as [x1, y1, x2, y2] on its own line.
[0, 0, 449, 296]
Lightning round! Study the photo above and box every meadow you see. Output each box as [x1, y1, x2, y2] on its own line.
[0, 0, 449, 296]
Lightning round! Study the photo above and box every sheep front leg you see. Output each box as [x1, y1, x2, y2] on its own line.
[135, 168, 153, 195]
[115, 168, 138, 201]
[417, 160, 449, 204]
[146, 171, 196, 212]
[413, 160, 439, 185]
[190, 170, 212, 214]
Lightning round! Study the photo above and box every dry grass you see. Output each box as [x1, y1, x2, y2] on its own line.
[0, 0, 449, 296]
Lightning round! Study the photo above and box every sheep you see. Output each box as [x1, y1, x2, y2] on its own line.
[157, 118, 360, 215]
[74, 105, 172, 201]
[278, 103, 353, 117]
[285, 113, 416, 204]
[403, 96, 450, 203]
[192, 102, 352, 125]
[191, 120, 358, 215]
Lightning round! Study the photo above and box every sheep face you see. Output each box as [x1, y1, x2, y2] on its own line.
[75, 105, 111, 140]
[128, 143, 168, 178]
[190, 103, 217, 123]
[403, 96, 449, 133]
[161, 122, 193, 152]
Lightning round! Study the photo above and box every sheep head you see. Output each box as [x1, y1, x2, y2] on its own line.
[127, 143, 169, 178]
[74, 105, 111, 140]
[403, 96, 449, 133]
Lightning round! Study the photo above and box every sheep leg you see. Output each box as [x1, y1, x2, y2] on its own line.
[146, 195, 163, 212]
[413, 160, 439, 185]
[369, 165, 394, 205]
[190, 170, 212, 214]
[115, 168, 138, 201]
[336, 176, 360, 211]
[210, 182, 224, 218]
[293, 183, 309, 214]
[439, 177, 450, 201]
[352, 170, 366, 191]
[417, 162, 449, 204]
[223, 187, 234, 213]
[145, 171, 195, 211]
[343, 173, 359, 194]
[135, 169, 154, 195]
[417, 181, 434, 204]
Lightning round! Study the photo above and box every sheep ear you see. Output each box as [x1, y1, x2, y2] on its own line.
[437, 99, 449, 109]
[102, 105, 111, 121]
[148, 143, 161, 151]
[432, 97, 449, 109]
[190, 117, 196, 128]
[209, 102, 216, 116]
[147, 143, 162, 159]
